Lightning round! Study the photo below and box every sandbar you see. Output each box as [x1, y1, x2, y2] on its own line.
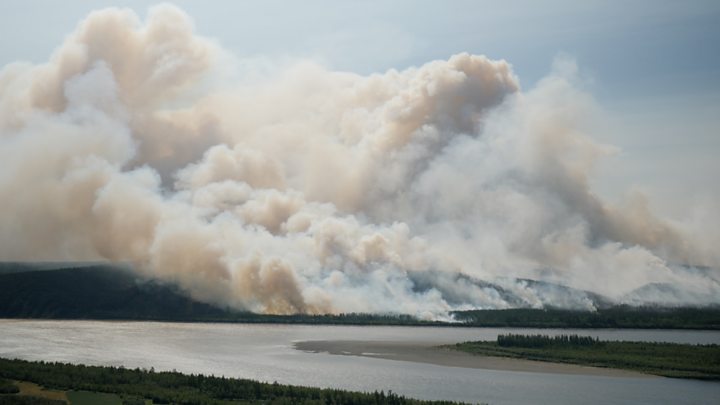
[294, 340, 656, 378]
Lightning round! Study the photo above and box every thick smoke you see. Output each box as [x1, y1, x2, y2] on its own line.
[0, 5, 717, 318]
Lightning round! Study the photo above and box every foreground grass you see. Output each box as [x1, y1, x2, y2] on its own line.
[448, 334, 720, 380]
[14, 381, 66, 402]
[0, 358, 466, 405]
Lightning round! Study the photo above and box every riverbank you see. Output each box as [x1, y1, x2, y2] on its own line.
[294, 340, 654, 377]
[0, 358, 464, 405]
[3, 321, 719, 404]
[448, 337, 720, 380]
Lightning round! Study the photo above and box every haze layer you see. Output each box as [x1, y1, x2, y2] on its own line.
[1, 5, 717, 318]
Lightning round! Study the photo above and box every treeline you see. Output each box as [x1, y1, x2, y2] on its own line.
[0, 358, 464, 405]
[0, 266, 233, 321]
[497, 334, 598, 348]
[451, 306, 720, 329]
[451, 338, 720, 380]
[213, 312, 435, 325]
[0, 266, 438, 326]
[2, 265, 719, 329]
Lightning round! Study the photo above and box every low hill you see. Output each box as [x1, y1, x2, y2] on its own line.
[0, 264, 229, 320]
[0, 263, 718, 328]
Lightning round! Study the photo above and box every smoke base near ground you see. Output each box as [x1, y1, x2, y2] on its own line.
[0, 5, 717, 319]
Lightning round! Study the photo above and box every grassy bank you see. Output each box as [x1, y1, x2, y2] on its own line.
[448, 334, 720, 379]
[0, 358, 465, 405]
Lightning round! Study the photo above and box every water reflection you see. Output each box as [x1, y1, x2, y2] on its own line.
[0, 320, 718, 404]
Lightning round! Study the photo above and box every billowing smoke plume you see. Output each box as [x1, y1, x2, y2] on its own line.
[1, 5, 718, 318]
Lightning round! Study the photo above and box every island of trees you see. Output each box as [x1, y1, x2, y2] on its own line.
[449, 334, 720, 380]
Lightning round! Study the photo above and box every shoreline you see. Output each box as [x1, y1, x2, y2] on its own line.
[1, 318, 718, 331]
[294, 340, 657, 378]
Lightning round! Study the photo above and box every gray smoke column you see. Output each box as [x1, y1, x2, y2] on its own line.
[0, 5, 717, 318]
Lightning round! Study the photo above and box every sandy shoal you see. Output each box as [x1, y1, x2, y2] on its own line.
[294, 340, 656, 378]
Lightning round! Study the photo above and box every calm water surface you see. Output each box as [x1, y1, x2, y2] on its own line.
[1, 320, 718, 405]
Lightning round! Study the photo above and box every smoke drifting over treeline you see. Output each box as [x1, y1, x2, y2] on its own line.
[1, 5, 717, 318]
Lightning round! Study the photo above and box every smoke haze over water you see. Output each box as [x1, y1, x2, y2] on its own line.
[1, 5, 718, 318]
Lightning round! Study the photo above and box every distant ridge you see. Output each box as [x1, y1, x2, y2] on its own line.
[0, 264, 228, 320]
[0, 263, 718, 329]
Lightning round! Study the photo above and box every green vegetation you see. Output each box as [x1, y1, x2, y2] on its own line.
[497, 333, 598, 348]
[66, 391, 122, 405]
[449, 334, 720, 380]
[0, 397, 66, 405]
[0, 358, 464, 405]
[10, 381, 66, 404]
[0, 380, 19, 394]
[0, 379, 64, 404]
[0, 266, 228, 320]
[1, 264, 719, 329]
[451, 306, 720, 329]
[0, 265, 435, 325]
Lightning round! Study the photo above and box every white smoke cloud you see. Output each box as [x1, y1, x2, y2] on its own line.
[0, 4, 717, 318]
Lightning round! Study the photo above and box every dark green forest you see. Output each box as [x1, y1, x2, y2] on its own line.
[0, 379, 19, 394]
[451, 306, 720, 329]
[1, 264, 718, 329]
[0, 265, 429, 325]
[0, 358, 463, 405]
[0, 397, 65, 405]
[496, 333, 599, 348]
[451, 334, 720, 379]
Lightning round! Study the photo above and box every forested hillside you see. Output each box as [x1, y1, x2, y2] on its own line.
[1, 264, 718, 329]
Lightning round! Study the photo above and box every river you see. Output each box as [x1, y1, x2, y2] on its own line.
[0, 320, 718, 404]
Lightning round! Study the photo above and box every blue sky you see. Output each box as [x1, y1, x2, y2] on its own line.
[2, 0, 719, 217]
